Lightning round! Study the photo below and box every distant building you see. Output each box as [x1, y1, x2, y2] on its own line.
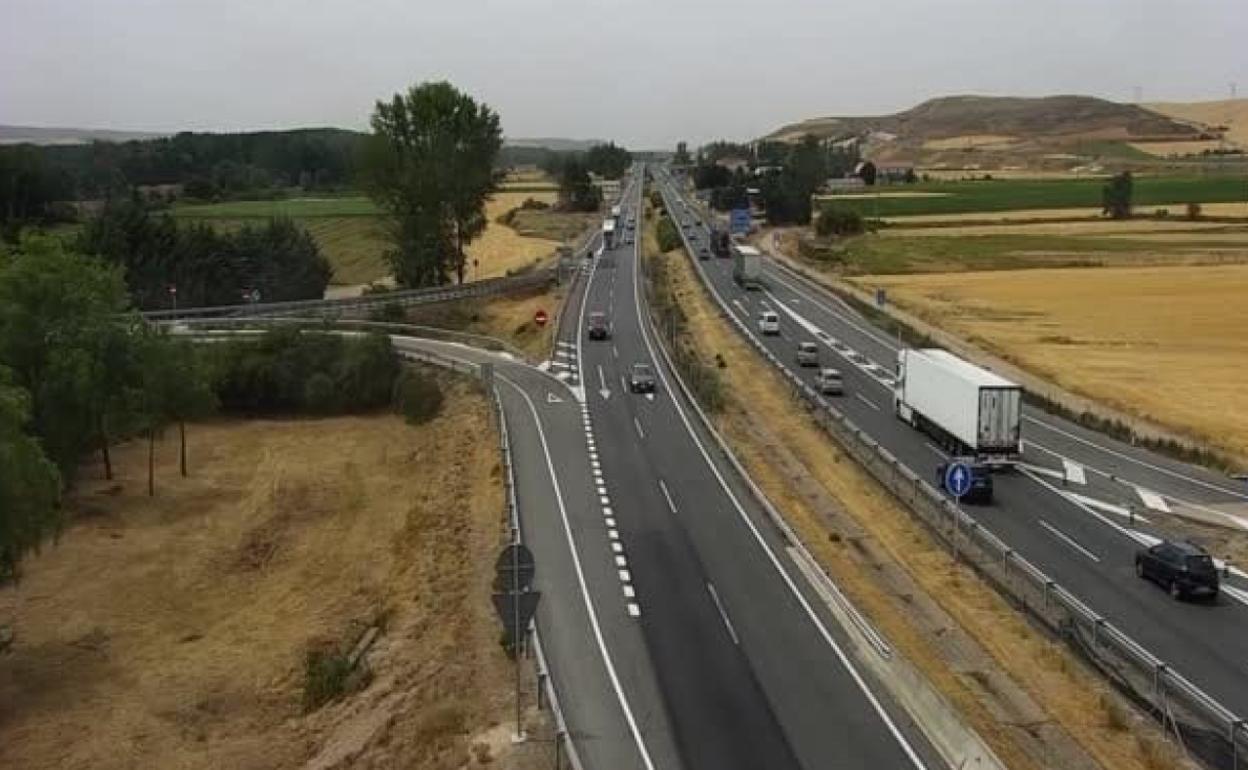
[878, 164, 916, 183]
[593, 178, 622, 203]
[715, 156, 750, 173]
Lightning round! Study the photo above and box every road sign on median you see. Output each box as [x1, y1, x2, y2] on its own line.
[945, 461, 973, 500]
[730, 208, 751, 235]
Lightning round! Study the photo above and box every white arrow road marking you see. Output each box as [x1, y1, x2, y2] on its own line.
[1038, 519, 1101, 562]
[598, 365, 611, 400]
[547, 392, 563, 404]
[1136, 487, 1171, 513]
[1062, 459, 1087, 485]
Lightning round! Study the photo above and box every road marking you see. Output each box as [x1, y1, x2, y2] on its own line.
[612, 345, 618, 359]
[658, 479, 678, 513]
[623, 584, 635, 598]
[1136, 487, 1171, 513]
[1019, 466, 1158, 551]
[1062, 459, 1087, 485]
[615, 555, 628, 568]
[607, 529, 619, 541]
[731, 299, 749, 317]
[632, 203, 930, 769]
[1065, 491, 1148, 522]
[627, 602, 641, 618]
[618, 569, 631, 582]
[1038, 519, 1101, 562]
[706, 582, 740, 645]
[611, 542, 623, 553]
[855, 393, 881, 411]
[496, 374, 657, 770]
[1220, 584, 1248, 608]
[925, 443, 949, 460]
[634, 416, 645, 439]
[597, 484, 607, 495]
[603, 506, 612, 517]
[600, 496, 610, 506]
[605, 517, 616, 527]
[597, 365, 611, 400]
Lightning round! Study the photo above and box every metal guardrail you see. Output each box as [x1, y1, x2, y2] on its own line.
[143, 268, 556, 321]
[657, 185, 1248, 770]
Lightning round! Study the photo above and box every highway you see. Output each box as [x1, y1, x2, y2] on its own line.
[653, 169, 1248, 722]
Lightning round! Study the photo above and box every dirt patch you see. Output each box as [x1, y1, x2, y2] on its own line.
[858, 264, 1248, 465]
[657, 240, 1192, 770]
[922, 134, 1022, 151]
[0, 388, 551, 769]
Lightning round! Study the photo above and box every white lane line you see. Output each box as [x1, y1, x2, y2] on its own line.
[1062, 459, 1087, 485]
[1019, 462, 1067, 482]
[1221, 584, 1248, 608]
[633, 416, 645, 439]
[705, 582, 740, 645]
[615, 556, 628, 568]
[608, 529, 619, 541]
[855, 393, 881, 411]
[623, 584, 635, 599]
[1022, 418, 1248, 501]
[631, 208, 930, 769]
[1019, 466, 1157, 550]
[496, 374, 657, 769]
[600, 496, 610, 506]
[1038, 519, 1101, 562]
[925, 443, 949, 460]
[618, 569, 631, 582]
[658, 479, 678, 514]
[731, 299, 749, 317]
[1136, 487, 1171, 513]
[606, 517, 616, 527]
[612, 345, 619, 359]
[1066, 491, 1149, 522]
[620, 374, 627, 392]
[627, 602, 641, 618]
[611, 542, 623, 553]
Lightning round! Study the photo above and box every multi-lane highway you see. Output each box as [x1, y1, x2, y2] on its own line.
[654, 169, 1248, 722]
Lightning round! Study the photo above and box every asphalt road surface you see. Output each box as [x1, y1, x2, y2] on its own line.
[654, 169, 1248, 723]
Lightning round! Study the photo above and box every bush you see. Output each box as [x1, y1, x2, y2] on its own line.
[519, 197, 549, 211]
[392, 369, 444, 425]
[303, 372, 338, 413]
[655, 216, 682, 252]
[303, 646, 352, 712]
[1186, 202, 1202, 220]
[815, 204, 865, 237]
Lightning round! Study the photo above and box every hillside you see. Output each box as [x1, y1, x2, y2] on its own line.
[1146, 99, 1248, 146]
[0, 124, 169, 145]
[764, 94, 1233, 172]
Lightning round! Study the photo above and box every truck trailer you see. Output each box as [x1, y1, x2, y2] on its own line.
[893, 348, 1022, 461]
[732, 244, 764, 290]
[710, 226, 731, 257]
[602, 218, 617, 250]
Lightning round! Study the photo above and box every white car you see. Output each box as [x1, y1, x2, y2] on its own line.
[758, 311, 780, 335]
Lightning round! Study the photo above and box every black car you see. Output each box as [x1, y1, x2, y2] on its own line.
[935, 460, 994, 504]
[587, 311, 610, 340]
[1136, 540, 1220, 600]
[628, 363, 656, 393]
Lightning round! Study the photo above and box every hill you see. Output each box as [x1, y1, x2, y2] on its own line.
[1145, 99, 1248, 146]
[504, 137, 606, 152]
[0, 124, 169, 145]
[763, 94, 1236, 173]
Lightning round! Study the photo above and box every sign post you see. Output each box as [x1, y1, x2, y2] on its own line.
[730, 208, 751, 236]
[168, 284, 178, 320]
[493, 543, 539, 742]
[945, 461, 973, 563]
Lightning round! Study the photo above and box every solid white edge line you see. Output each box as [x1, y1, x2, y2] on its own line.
[1037, 519, 1101, 563]
[496, 373, 657, 770]
[856, 393, 882, 412]
[658, 478, 678, 514]
[640, 183, 929, 769]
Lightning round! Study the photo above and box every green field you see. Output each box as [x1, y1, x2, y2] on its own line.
[172, 196, 381, 219]
[815, 176, 1248, 217]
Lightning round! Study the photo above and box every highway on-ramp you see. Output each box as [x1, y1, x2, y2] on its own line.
[655, 169, 1248, 722]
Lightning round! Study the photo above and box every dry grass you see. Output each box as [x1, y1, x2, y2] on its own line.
[0, 394, 549, 769]
[860, 264, 1248, 464]
[470, 191, 561, 280]
[884, 202, 1248, 224]
[402, 284, 561, 361]
[918, 169, 1108, 180]
[883, 219, 1248, 239]
[660, 243, 1191, 770]
[1146, 99, 1248, 145]
[922, 134, 1022, 151]
[1129, 140, 1239, 157]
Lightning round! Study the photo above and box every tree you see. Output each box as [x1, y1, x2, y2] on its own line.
[360, 81, 503, 287]
[136, 333, 217, 493]
[1102, 171, 1133, 219]
[0, 367, 62, 583]
[585, 142, 632, 179]
[857, 161, 877, 186]
[557, 159, 601, 212]
[815, 204, 865, 237]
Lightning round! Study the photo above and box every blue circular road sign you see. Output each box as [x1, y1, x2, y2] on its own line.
[945, 462, 973, 499]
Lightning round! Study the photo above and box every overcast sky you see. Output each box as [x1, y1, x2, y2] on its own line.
[3, 0, 1245, 147]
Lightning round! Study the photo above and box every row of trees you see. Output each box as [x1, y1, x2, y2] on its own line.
[0, 235, 428, 580]
[77, 199, 332, 309]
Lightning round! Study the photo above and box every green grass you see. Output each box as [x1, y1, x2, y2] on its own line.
[804, 233, 1205, 275]
[172, 196, 381, 219]
[815, 176, 1248, 217]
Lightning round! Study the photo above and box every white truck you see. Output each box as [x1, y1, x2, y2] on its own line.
[602, 218, 616, 250]
[732, 244, 763, 290]
[893, 349, 1022, 461]
[610, 204, 622, 220]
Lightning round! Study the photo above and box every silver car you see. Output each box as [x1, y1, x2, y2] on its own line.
[815, 368, 844, 395]
[796, 342, 819, 367]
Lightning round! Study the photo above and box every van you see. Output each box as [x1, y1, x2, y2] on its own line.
[796, 342, 819, 367]
[815, 368, 843, 395]
[758, 311, 780, 335]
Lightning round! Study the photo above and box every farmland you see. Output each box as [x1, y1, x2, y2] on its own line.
[813, 175, 1248, 217]
[853, 265, 1248, 463]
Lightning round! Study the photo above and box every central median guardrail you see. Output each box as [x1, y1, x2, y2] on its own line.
[657, 183, 1248, 770]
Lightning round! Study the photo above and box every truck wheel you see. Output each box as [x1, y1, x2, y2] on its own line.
[1169, 580, 1183, 600]
[1134, 560, 1144, 579]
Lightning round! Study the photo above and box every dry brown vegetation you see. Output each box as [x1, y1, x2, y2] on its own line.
[402, 284, 561, 361]
[857, 264, 1248, 465]
[470, 191, 561, 279]
[1146, 99, 1248, 146]
[656, 240, 1190, 770]
[0, 389, 551, 770]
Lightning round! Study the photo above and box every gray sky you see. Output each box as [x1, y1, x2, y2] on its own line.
[3, 0, 1245, 148]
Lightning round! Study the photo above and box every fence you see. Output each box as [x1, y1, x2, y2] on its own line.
[655, 186, 1248, 770]
[143, 268, 556, 321]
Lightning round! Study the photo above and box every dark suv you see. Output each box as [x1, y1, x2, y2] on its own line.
[935, 460, 994, 504]
[587, 312, 610, 340]
[1135, 540, 1220, 600]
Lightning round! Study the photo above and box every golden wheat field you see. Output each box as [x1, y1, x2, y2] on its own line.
[859, 264, 1248, 462]
[467, 190, 561, 279]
